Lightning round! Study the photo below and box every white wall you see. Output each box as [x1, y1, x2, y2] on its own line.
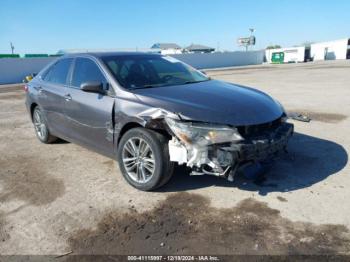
[160, 49, 183, 55]
[0, 51, 264, 84]
[311, 39, 348, 61]
[265, 47, 305, 63]
[0, 57, 57, 84]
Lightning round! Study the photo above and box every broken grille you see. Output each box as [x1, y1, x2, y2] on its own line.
[237, 116, 283, 138]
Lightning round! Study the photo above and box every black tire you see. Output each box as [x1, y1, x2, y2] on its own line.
[32, 106, 58, 144]
[117, 127, 174, 191]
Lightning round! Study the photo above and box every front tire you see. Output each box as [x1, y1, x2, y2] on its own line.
[117, 128, 174, 191]
[32, 106, 57, 144]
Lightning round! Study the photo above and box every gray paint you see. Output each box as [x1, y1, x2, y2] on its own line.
[133, 80, 284, 126]
[1, 51, 264, 84]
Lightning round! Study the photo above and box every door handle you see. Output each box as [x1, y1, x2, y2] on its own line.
[64, 94, 72, 101]
[35, 86, 43, 93]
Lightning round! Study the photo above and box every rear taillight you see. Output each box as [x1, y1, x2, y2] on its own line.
[24, 84, 28, 92]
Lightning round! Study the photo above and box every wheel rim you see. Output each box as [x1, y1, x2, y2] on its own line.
[122, 137, 155, 184]
[33, 109, 47, 140]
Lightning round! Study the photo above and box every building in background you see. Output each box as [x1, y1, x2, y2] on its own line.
[310, 38, 350, 61]
[265, 46, 307, 63]
[150, 43, 182, 55]
[265, 37, 350, 63]
[184, 44, 215, 53]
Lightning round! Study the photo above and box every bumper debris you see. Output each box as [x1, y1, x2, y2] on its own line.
[168, 121, 294, 181]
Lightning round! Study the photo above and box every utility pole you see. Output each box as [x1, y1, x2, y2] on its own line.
[10, 42, 15, 54]
[249, 28, 255, 51]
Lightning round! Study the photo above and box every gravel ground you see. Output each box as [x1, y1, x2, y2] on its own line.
[0, 60, 349, 256]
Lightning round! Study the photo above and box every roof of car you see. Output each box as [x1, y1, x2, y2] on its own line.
[62, 52, 161, 59]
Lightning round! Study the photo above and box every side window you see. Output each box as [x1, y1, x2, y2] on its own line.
[43, 59, 72, 85]
[72, 58, 107, 89]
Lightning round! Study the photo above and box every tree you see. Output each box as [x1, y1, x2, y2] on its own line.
[266, 45, 282, 50]
[300, 41, 314, 48]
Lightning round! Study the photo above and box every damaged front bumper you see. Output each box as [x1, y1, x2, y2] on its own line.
[168, 121, 294, 181]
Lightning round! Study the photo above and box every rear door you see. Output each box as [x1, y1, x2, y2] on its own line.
[38, 58, 73, 137]
[64, 57, 115, 156]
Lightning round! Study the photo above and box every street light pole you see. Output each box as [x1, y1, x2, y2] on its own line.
[249, 28, 255, 51]
[10, 42, 15, 54]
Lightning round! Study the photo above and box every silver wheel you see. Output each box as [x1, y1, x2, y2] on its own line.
[33, 109, 47, 140]
[122, 137, 155, 183]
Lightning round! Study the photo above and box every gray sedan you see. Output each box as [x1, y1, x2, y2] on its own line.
[25, 52, 293, 190]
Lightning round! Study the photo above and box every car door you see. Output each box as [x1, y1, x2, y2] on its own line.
[64, 57, 115, 156]
[37, 58, 73, 137]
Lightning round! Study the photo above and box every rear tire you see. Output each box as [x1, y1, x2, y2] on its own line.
[32, 106, 57, 144]
[117, 127, 174, 191]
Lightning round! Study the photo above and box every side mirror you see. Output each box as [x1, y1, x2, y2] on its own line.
[80, 81, 104, 94]
[23, 75, 33, 83]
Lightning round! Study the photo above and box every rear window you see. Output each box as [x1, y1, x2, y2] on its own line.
[43, 58, 72, 85]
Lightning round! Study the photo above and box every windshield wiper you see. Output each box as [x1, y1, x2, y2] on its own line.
[143, 84, 160, 88]
[184, 79, 210, 85]
[128, 86, 148, 90]
[128, 84, 163, 90]
[129, 80, 210, 90]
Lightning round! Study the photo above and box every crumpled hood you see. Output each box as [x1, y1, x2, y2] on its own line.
[133, 80, 284, 126]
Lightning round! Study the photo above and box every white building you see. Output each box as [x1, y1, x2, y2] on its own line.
[265, 46, 306, 63]
[310, 38, 350, 61]
[150, 43, 183, 55]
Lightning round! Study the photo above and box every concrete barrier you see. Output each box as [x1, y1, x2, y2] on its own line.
[173, 50, 264, 69]
[0, 57, 56, 84]
[0, 51, 264, 84]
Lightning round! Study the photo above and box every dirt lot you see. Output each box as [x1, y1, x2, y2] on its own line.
[0, 60, 350, 257]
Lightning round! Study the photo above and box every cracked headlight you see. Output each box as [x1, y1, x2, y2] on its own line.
[165, 118, 243, 146]
[273, 98, 288, 122]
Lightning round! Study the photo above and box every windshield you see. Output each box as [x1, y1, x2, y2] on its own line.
[102, 55, 209, 90]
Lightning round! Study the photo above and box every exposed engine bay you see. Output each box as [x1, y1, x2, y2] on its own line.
[166, 116, 294, 181]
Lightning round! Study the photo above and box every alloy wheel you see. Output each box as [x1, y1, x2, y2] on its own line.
[33, 109, 47, 140]
[121, 137, 155, 183]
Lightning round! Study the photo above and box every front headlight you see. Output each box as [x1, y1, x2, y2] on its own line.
[165, 118, 243, 146]
[273, 98, 286, 113]
[273, 98, 288, 122]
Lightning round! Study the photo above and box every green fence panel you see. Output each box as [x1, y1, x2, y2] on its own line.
[0, 54, 20, 58]
[24, 54, 49, 58]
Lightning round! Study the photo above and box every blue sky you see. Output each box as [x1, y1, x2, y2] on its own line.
[0, 0, 349, 54]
